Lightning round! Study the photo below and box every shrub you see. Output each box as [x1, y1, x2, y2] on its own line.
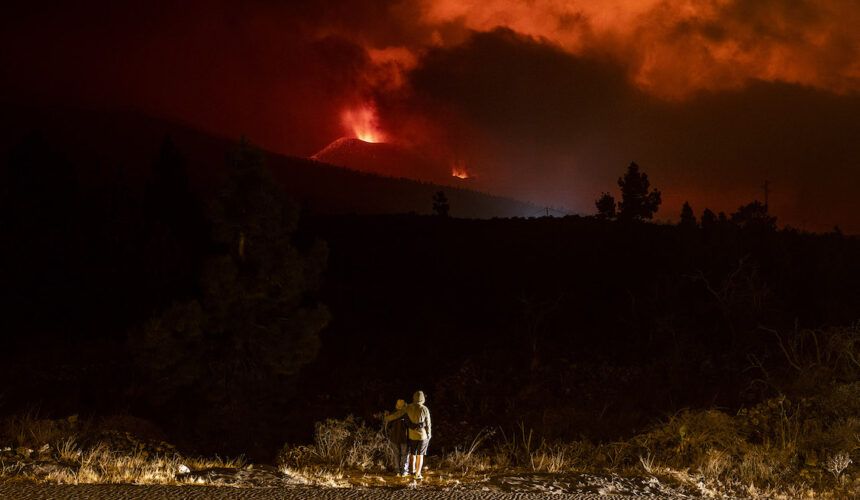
[439, 427, 494, 474]
[637, 410, 743, 467]
[0, 412, 244, 485]
[1, 411, 80, 449]
[279, 416, 390, 471]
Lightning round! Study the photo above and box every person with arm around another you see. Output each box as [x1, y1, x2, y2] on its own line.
[384, 399, 410, 476]
[385, 390, 431, 479]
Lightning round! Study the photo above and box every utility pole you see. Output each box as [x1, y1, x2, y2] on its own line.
[545, 207, 550, 217]
[762, 179, 770, 209]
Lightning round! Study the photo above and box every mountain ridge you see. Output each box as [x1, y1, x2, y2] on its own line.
[0, 105, 539, 218]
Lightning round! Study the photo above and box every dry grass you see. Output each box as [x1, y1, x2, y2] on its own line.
[1, 406, 856, 496]
[0, 412, 245, 486]
[54, 436, 81, 463]
[6, 334, 860, 498]
[698, 448, 731, 481]
[279, 415, 390, 472]
[0, 408, 855, 497]
[491, 422, 588, 473]
[0, 439, 244, 485]
[2, 410, 81, 450]
[48, 443, 185, 484]
[273, 401, 860, 498]
[530, 443, 568, 473]
[439, 427, 494, 474]
[638, 452, 657, 475]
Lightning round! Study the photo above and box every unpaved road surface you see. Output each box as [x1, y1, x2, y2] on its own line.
[0, 484, 650, 499]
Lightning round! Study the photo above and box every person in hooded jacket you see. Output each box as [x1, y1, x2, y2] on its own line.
[385, 399, 410, 476]
[386, 390, 431, 479]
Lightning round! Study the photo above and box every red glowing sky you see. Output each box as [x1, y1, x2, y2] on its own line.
[3, 0, 860, 231]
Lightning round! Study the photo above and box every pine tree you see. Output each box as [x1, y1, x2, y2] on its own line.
[131, 139, 329, 409]
[595, 192, 617, 220]
[730, 200, 776, 231]
[679, 201, 697, 228]
[701, 208, 717, 231]
[617, 162, 661, 221]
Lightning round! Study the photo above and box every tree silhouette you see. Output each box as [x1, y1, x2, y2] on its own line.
[701, 208, 717, 232]
[730, 200, 776, 232]
[679, 201, 697, 228]
[433, 190, 450, 217]
[131, 139, 329, 415]
[595, 192, 617, 220]
[617, 162, 661, 221]
[141, 136, 206, 303]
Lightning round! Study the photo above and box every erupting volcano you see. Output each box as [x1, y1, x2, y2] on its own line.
[312, 104, 455, 185]
[451, 160, 471, 180]
[341, 104, 385, 143]
[311, 136, 451, 184]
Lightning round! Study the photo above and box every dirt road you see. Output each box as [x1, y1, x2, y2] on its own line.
[0, 484, 656, 499]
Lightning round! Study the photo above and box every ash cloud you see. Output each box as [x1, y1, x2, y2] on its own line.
[421, 0, 860, 98]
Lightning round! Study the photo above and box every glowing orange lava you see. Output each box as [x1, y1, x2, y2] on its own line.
[341, 105, 386, 143]
[451, 160, 470, 179]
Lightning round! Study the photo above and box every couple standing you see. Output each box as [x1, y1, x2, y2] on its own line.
[385, 390, 432, 479]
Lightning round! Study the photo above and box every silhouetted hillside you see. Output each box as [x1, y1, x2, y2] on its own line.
[0, 105, 538, 218]
[312, 136, 451, 183]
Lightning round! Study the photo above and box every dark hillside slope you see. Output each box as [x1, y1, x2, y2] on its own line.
[311, 136, 452, 184]
[0, 106, 537, 218]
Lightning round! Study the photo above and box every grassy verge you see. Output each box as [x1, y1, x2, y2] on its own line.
[4, 321, 860, 499]
[276, 389, 860, 498]
[1, 404, 856, 497]
[0, 412, 245, 485]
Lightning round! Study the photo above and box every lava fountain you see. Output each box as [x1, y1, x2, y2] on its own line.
[341, 104, 386, 143]
[451, 159, 471, 179]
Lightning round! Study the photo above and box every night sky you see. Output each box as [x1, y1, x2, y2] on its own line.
[4, 0, 860, 231]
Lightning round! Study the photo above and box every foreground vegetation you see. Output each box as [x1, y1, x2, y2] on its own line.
[275, 394, 858, 497]
[0, 413, 246, 485]
[3, 330, 860, 497]
[271, 326, 860, 498]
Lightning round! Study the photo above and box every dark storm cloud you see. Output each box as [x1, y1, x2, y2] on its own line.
[410, 29, 630, 144]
